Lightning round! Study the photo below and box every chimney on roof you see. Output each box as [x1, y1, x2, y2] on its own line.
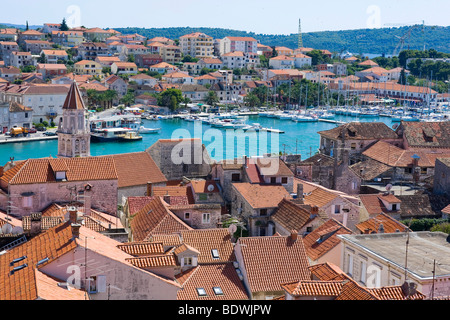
[163, 194, 171, 204]
[378, 223, 385, 234]
[296, 183, 304, 203]
[71, 223, 81, 239]
[30, 212, 42, 236]
[290, 230, 298, 242]
[83, 184, 92, 216]
[68, 206, 78, 223]
[147, 182, 153, 196]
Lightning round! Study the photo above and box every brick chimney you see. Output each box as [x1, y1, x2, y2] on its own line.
[68, 206, 78, 223]
[30, 212, 42, 236]
[163, 194, 171, 204]
[71, 223, 81, 239]
[290, 229, 298, 242]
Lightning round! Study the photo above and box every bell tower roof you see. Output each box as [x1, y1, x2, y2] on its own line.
[62, 81, 86, 110]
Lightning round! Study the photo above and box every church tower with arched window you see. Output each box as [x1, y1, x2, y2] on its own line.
[57, 81, 90, 158]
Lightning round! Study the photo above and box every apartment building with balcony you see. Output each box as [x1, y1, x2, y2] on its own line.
[179, 32, 214, 59]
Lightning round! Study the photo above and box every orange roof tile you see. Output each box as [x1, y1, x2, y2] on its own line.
[356, 212, 409, 234]
[34, 269, 87, 300]
[130, 197, 192, 241]
[237, 235, 311, 293]
[282, 280, 344, 297]
[126, 254, 177, 268]
[270, 198, 316, 232]
[175, 264, 248, 300]
[232, 183, 291, 209]
[303, 219, 353, 261]
[303, 187, 338, 208]
[369, 286, 425, 300]
[117, 241, 165, 256]
[107, 152, 167, 188]
[180, 229, 235, 264]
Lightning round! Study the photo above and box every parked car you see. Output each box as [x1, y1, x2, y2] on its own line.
[43, 131, 57, 136]
[36, 126, 46, 131]
[28, 128, 37, 133]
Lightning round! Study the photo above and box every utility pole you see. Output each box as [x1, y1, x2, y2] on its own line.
[431, 259, 436, 300]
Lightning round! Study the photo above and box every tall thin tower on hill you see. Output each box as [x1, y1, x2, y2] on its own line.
[298, 19, 303, 49]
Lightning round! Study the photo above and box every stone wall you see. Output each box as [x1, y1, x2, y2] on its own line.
[9, 179, 118, 218]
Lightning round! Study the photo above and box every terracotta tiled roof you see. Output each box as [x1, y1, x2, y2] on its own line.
[130, 197, 192, 241]
[303, 219, 353, 261]
[369, 286, 425, 300]
[107, 152, 167, 188]
[318, 122, 399, 141]
[309, 262, 348, 281]
[189, 180, 219, 193]
[0, 221, 76, 300]
[62, 81, 85, 110]
[117, 241, 165, 256]
[442, 204, 450, 215]
[175, 264, 249, 300]
[22, 216, 65, 232]
[303, 187, 338, 208]
[232, 183, 291, 209]
[127, 196, 155, 216]
[34, 269, 87, 300]
[282, 280, 344, 297]
[147, 233, 182, 247]
[349, 158, 392, 180]
[399, 121, 450, 149]
[359, 194, 390, 215]
[335, 280, 379, 300]
[358, 59, 379, 67]
[153, 186, 188, 196]
[271, 198, 316, 232]
[356, 213, 409, 234]
[237, 235, 311, 293]
[126, 254, 177, 268]
[362, 141, 450, 168]
[180, 229, 235, 264]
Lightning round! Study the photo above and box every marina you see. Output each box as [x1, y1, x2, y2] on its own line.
[2, 105, 448, 164]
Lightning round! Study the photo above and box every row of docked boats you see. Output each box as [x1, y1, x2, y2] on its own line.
[89, 112, 162, 142]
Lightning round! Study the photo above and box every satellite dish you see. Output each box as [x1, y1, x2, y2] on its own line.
[207, 184, 215, 192]
[392, 123, 399, 130]
[228, 224, 237, 235]
[2, 223, 13, 234]
[12, 227, 23, 235]
[386, 184, 393, 191]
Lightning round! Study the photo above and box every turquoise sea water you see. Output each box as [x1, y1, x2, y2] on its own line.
[0, 115, 395, 165]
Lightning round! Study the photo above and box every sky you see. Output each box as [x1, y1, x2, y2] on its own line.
[1, 0, 449, 35]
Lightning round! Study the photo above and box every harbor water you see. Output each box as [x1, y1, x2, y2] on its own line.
[0, 114, 396, 165]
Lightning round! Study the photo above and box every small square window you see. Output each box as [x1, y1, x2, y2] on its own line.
[197, 288, 207, 296]
[281, 177, 288, 184]
[184, 212, 190, 220]
[211, 249, 219, 259]
[213, 287, 223, 295]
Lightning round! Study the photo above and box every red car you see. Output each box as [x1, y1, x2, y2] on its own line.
[27, 128, 37, 133]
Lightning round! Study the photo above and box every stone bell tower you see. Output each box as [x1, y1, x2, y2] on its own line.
[57, 81, 90, 158]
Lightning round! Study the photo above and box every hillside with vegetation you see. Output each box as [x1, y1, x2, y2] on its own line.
[113, 25, 450, 55]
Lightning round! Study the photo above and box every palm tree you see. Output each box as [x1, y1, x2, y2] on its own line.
[205, 91, 219, 106]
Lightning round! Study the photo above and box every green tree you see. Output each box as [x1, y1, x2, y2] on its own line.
[37, 53, 46, 64]
[120, 92, 135, 106]
[157, 88, 183, 111]
[398, 69, 407, 85]
[26, 21, 29, 31]
[60, 18, 69, 31]
[21, 65, 36, 73]
[205, 91, 219, 106]
[244, 92, 261, 108]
